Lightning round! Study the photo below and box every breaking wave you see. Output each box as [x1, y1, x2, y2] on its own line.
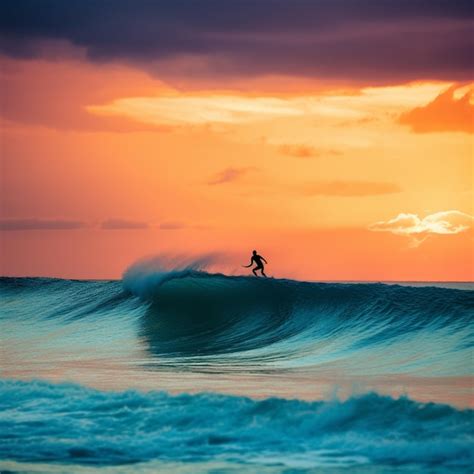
[0, 379, 472, 470]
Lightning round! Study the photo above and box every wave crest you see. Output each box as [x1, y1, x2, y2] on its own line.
[122, 253, 225, 298]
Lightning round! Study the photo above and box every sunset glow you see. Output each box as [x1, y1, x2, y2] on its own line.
[0, 2, 472, 281]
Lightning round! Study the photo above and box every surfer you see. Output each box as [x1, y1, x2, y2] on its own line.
[243, 250, 268, 277]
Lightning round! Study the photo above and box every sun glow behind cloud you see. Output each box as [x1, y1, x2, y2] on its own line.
[369, 211, 473, 247]
[87, 83, 449, 127]
[369, 211, 473, 236]
[88, 95, 304, 125]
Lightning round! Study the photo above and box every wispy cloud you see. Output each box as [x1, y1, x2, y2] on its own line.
[399, 84, 473, 134]
[101, 219, 149, 230]
[208, 167, 256, 185]
[0, 218, 87, 231]
[89, 95, 306, 126]
[278, 144, 342, 158]
[369, 210, 473, 246]
[159, 221, 186, 230]
[87, 84, 446, 128]
[302, 181, 401, 197]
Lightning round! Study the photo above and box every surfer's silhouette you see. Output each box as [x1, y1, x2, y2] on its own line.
[243, 250, 268, 277]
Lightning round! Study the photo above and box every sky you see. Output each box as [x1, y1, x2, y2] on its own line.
[0, 0, 473, 281]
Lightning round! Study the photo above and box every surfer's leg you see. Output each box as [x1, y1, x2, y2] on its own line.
[252, 268, 258, 276]
[261, 268, 267, 277]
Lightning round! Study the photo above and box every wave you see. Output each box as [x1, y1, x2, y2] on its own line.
[1, 270, 473, 471]
[0, 379, 472, 470]
[122, 260, 473, 369]
[132, 272, 474, 360]
[1, 270, 473, 372]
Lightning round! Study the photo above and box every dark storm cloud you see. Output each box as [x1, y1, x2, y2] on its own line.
[0, 0, 472, 82]
[0, 218, 87, 231]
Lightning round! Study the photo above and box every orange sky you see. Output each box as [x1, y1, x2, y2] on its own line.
[1, 56, 473, 281]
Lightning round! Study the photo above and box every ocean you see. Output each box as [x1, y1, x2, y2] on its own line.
[1, 264, 473, 473]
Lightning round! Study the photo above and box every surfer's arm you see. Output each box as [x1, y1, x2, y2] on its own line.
[262, 257, 268, 264]
[242, 257, 254, 268]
